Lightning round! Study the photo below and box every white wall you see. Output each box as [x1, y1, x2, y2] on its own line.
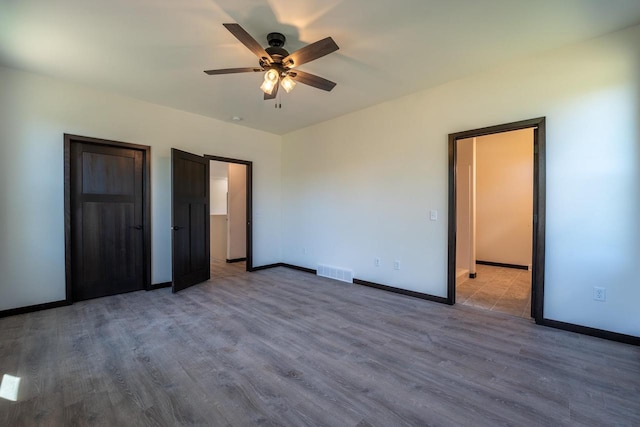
[210, 215, 227, 261]
[476, 129, 533, 266]
[209, 160, 228, 260]
[210, 177, 228, 215]
[210, 160, 229, 216]
[281, 25, 640, 337]
[0, 66, 282, 311]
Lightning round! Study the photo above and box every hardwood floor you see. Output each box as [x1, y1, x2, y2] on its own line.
[1, 267, 639, 426]
[210, 258, 246, 280]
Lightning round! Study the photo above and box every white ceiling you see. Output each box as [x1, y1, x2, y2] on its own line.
[2, 0, 640, 135]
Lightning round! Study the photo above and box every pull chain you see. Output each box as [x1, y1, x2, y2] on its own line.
[275, 85, 282, 109]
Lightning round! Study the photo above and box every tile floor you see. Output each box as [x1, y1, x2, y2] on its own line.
[456, 264, 532, 318]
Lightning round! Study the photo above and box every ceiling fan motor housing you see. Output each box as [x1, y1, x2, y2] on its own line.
[265, 33, 289, 66]
[265, 46, 289, 61]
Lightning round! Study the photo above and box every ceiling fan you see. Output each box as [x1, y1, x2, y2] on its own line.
[204, 23, 339, 100]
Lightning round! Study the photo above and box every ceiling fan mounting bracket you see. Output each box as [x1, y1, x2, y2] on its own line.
[267, 32, 286, 47]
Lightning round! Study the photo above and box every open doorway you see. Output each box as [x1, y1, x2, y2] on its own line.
[170, 150, 252, 293]
[455, 129, 533, 318]
[447, 118, 546, 323]
[206, 155, 252, 279]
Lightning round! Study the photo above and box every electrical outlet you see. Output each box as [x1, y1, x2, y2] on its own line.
[393, 260, 401, 270]
[374, 257, 380, 267]
[593, 287, 606, 302]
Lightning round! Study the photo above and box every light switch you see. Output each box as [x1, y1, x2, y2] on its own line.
[430, 210, 438, 221]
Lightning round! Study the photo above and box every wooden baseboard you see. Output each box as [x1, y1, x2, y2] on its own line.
[476, 260, 529, 270]
[274, 263, 448, 305]
[280, 263, 317, 274]
[353, 278, 449, 304]
[0, 300, 71, 319]
[250, 263, 284, 271]
[149, 282, 171, 290]
[250, 263, 317, 274]
[251, 262, 312, 273]
[538, 318, 639, 346]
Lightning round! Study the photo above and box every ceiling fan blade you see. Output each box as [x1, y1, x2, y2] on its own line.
[204, 67, 263, 75]
[289, 70, 336, 91]
[282, 37, 339, 68]
[223, 23, 273, 64]
[264, 80, 279, 100]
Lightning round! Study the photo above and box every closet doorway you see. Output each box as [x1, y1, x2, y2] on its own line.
[447, 118, 546, 322]
[64, 134, 151, 301]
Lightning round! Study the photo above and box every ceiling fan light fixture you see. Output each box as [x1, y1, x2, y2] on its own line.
[260, 69, 280, 94]
[281, 75, 296, 93]
[260, 79, 276, 94]
[264, 68, 279, 82]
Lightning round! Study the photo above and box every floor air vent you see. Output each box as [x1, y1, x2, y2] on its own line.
[317, 264, 353, 283]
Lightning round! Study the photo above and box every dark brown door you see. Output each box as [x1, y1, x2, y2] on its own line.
[171, 149, 210, 292]
[70, 142, 145, 300]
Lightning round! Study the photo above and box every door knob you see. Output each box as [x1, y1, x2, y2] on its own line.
[171, 226, 183, 230]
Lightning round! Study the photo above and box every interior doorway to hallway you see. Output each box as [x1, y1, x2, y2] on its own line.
[455, 129, 533, 318]
[206, 155, 252, 279]
[447, 118, 546, 322]
[170, 151, 252, 293]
